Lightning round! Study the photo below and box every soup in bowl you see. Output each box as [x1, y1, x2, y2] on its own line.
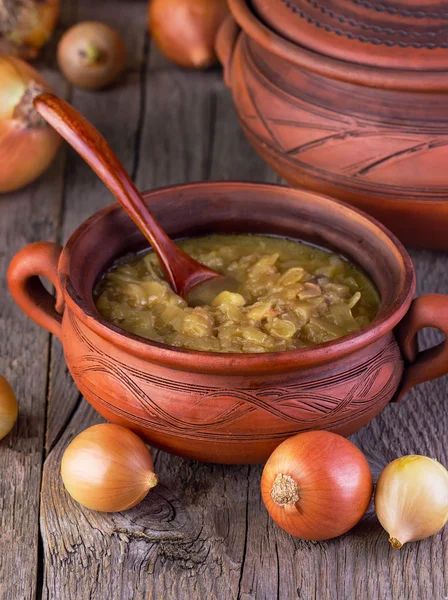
[95, 234, 380, 352]
[8, 183, 448, 463]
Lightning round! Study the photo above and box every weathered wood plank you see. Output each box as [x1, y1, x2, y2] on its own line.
[208, 81, 280, 184]
[41, 48, 258, 599]
[42, 401, 252, 600]
[39, 294, 448, 600]
[0, 67, 65, 599]
[236, 253, 448, 600]
[39, 2, 447, 598]
[45, 0, 149, 454]
[135, 71, 220, 189]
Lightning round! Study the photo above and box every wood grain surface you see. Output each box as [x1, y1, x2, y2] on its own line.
[0, 0, 446, 598]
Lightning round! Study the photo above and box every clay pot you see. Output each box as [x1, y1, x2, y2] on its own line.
[7, 183, 448, 463]
[216, 0, 448, 251]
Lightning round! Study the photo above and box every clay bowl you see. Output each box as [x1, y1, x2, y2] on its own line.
[216, 0, 448, 251]
[8, 182, 448, 464]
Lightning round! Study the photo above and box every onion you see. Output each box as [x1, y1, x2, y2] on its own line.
[0, 54, 61, 193]
[0, 374, 18, 440]
[148, 0, 229, 69]
[261, 431, 373, 540]
[57, 22, 126, 90]
[0, 0, 59, 59]
[375, 455, 448, 548]
[61, 423, 158, 512]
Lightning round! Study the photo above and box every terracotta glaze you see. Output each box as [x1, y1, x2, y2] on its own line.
[8, 183, 448, 463]
[217, 0, 448, 251]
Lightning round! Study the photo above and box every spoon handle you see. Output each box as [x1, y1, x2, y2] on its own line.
[33, 93, 216, 295]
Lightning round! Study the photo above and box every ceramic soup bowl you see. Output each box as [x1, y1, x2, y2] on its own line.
[8, 183, 448, 463]
[216, 0, 448, 251]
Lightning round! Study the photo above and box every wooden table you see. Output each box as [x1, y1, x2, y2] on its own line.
[1, 1, 447, 598]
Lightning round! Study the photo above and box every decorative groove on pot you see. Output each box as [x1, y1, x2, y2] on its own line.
[67, 309, 401, 444]
[231, 35, 448, 200]
[251, 0, 448, 70]
[351, 0, 448, 19]
[279, 0, 448, 48]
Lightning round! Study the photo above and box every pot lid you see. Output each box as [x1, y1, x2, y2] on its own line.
[252, 0, 448, 70]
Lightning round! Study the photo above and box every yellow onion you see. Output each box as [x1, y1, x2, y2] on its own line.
[261, 431, 373, 540]
[148, 0, 229, 69]
[0, 374, 18, 440]
[375, 455, 448, 548]
[0, 0, 59, 59]
[61, 423, 158, 512]
[0, 53, 61, 192]
[57, 22, 126, 90]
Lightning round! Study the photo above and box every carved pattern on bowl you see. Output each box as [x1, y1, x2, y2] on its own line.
[233, 38, 448, 194]
[279, 0, 448, 48]
[67, 311, 402, 443]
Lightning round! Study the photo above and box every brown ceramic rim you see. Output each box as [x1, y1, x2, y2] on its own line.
[58, 182, 415, 374]
[228, 0, 448, 92]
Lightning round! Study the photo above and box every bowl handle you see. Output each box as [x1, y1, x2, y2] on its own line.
[7, 242, 64, 340]
[393, 294, 448, 401]
[216, 14, 240, 88]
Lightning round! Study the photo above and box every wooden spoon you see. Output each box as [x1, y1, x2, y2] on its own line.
[33, 93, 238, 305]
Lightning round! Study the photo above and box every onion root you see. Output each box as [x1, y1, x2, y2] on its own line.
[271, 473, 300, 506]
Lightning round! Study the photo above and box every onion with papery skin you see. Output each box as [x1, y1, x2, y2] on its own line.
[0, 53, 61, 193]
[261, 431, 373, 540]
[57, 22, 126, 90]
[61, 423, 158, 512]
[148, 0, 229, 69]
[375, 455, 448, 548]
[0, 0, 59, 59]
[0, 374, 18, 440]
